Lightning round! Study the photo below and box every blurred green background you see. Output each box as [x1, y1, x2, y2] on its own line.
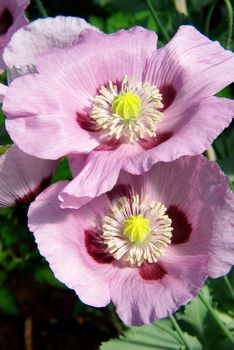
[0, 0, 234, 349]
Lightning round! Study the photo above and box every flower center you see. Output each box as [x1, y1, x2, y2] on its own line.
[112, 92, 141, 121]
[102, 194, 173, 267]
[91, 76, 163, 143]
[123, 214, 150, 243]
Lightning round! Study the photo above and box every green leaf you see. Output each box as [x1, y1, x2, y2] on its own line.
[0, 287, 20, 316]
[106, 11, 158, 33]
[178, 286, 211, 342]
[216, 311, 234, 330]
[89, 15, 106, 31]
[183, 333, 203, 350]
[208, 270, 234, 314]
[0, 271, 7, 285]
[178, 285, 231, 349]
[100, 319, 186, 350]
[51, 157, 72, 183]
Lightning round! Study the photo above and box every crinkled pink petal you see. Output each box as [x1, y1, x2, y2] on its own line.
[28, 181, 113, 307]
[0, 144, 58, 207]
[110, 253, 208, 325]
[134, 155, 234, 278]
[124, 97, 234, 174]
[4, 74, 99, 159]
[145, 25, 234, 115]
[35, 27, 157, 98]
[59, 144, 141, 209]
[0, 0, 29, 70]
[3, 16, 100, 81]
[3, 27, 157, 159]
[0, 82, 7, 103]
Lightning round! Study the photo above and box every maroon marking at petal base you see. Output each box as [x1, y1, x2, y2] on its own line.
[15, 177, 51, 206]
[76, 113, 120, 151]
[0, 9, 13, 35]
[94, 139, 120, 151]
[166, 205, 192, 244]
[139, 132, 173, 150]
[139, 262, 167, 281]
[107, 184, 133, 203]
[76, 113, 98, 132]
[85, 229, 114, 264]
[159, 85, 177, 112]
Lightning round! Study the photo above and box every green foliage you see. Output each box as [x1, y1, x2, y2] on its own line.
[100, 320, 182, 350]
[0, 145, 11, 155]
[178, 287, 212, 343]
[208, 270, 234, 315]
[177, 287, 227, 350]
[101, 283, 234, 350]
[34, 265, 65, 288]
[0, 107, 11, 146]
[51, 157, 72, 183]
[100, 318, 202, 350]
[0, 287, 20, 316]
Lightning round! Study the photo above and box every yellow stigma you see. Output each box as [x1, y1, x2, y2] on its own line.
[123, 214, 151, 243]
[112, 92, 141, 121]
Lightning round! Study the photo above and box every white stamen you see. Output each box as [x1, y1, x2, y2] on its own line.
[91, 76, 163, 143]
[102, 194, 173, 267]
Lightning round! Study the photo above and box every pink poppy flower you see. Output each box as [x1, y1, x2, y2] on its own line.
[0, 0, 29, 70]
[0, 17, 97, 207]
[3, 26, 234, 209]
[28, 156, 234, 325]
[0, 144, 57, 207]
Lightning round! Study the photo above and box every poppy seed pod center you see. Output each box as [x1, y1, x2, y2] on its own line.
[123, 214, 150, 242]
[112, 91, 141, 121]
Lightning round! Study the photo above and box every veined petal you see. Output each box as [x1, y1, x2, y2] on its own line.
[0, 0, 29, 70]
[110, 254, 208, 325]
[124, 96, 234, 174]
[28, 181, 112, 307]
[145, 25, 234, 114]
[59, 144, 141, 209]
[0, 144, 58, 207]
[4, 74, 99, 159]
[3, 16, 100, 81]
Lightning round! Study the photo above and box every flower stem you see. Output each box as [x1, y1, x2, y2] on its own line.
[199, 292, 234, 345]
[107, 304, 124, 334]
[223, 0, 233, 49]
[205, 0, 233, 50]
[34, 0, 48, 18]
[144, 0, 170, 42]
[205, 0, 219, 36]
[169, 315, 192, 350]
[223, 275, 234, 301]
